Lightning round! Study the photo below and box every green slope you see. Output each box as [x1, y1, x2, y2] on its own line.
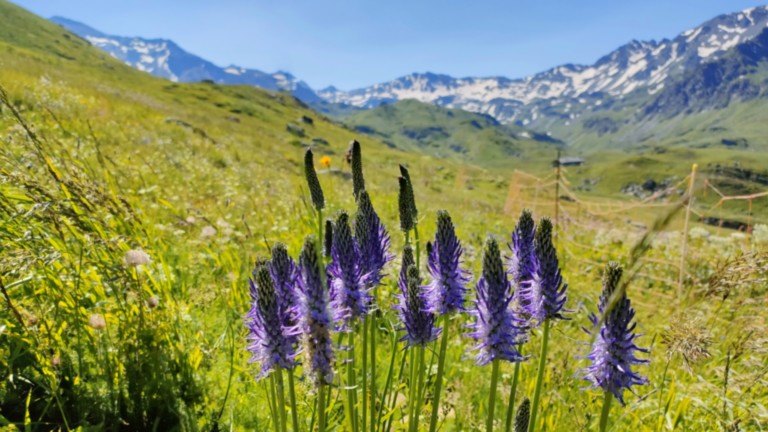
[345, 99, 561, 167]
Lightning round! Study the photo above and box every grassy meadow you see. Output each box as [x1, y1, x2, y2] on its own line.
[0, 1, 767, 431]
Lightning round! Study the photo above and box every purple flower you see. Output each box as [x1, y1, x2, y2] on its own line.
[354, 190, 393, 290]
[426, 210, 470, 315]
[298, 237, 335, 387]
[269, 243, 300, 334]
[397, 246, 439, 346]
[508, 209, 536, 286]
[246, 261, 298, 377]
[328, 211, 369, 325]
[470, 237, 525, 365]
[584, 262, 648, 404]
[520, 218, 567, 323]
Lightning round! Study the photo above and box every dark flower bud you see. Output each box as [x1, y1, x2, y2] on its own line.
[304, 148, 325, 211]
[399, 164, 418, 220]
[514, 398, 531, 432]
[398, 177, 414, 232]
[324, 219, 334, 259]
[349, 140, 365, 199]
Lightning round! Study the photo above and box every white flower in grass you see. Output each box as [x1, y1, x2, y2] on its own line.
[124, 249, 151, 267]
[88, 314, 106, 330]
[201, 226, 217, 239]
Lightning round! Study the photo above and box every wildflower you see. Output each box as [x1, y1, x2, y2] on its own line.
[328, 212, 369, 324]
[354, 190, 392, 290]
[200, 225, 217, 238]
[470, 237, 525, 365]
[147, 296, 160, 309]
[522, 218, 567, 323]
[584, 262, 648, 404]
[398, 252, 439, 346]
[89, 314, 106, 330]
[298, 237, 335, 386]
[246, 261, 297, 377]
[426, 210, 470, 315]
[124, 249, 151, 267]
[515, 398, 531, 432]
[324, 219, 333, 259]
[399, 165, 418, 220]
[349, 140, 365, 199]
[269, 243, 301, 335]
[398, 177, 414, 232]
[508, 210, 536, 316]
[304, 148, 325, 211]
[320, 155, 332, 169]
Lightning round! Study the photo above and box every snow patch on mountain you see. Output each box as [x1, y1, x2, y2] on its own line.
[320, 5, 768, 124]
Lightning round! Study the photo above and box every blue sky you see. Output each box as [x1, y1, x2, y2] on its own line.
[13, 0, 767, 89]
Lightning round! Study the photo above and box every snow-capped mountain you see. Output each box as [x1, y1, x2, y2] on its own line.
[319, 6, 768, 124]
[50, 16, 321, 103]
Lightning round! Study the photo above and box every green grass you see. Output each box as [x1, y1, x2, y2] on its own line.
[0, 1, 766, 430]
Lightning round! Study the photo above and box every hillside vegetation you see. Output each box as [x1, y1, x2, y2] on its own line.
[0, 1, 766, 431]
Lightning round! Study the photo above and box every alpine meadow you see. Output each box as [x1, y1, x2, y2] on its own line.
[0, 1, 767, 431]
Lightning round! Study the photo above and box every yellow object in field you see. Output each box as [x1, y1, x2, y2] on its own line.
[320, 155, 331, 169]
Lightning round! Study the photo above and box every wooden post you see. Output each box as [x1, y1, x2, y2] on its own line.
[678, 163, 697, 297]
[554, 150, 561, 242]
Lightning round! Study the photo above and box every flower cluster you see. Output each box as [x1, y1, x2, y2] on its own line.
[246, 261, 298, 377]
[426, 210, 470, 315]
[397, 246, 440, 346]
[584, 262, 648, 404]
[470, 237, 526, 365]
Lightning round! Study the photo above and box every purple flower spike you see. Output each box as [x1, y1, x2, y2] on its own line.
[470, 237, 525, 365]
[354, 190, 393, 291]
[398, 259, 440, 347]
[269, 243, 300, 333]
[298, 237, 335, 387]
[521, 218, 567, 323]
[328, 211, 369, 325]
[584, 262, 648, 404]
[508, 209, 536, 283]
[426, 210, 470, 315]
[246, 261, 298, 378]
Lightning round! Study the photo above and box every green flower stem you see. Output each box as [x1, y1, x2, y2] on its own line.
[318, 384, 328, 432]
[503, 349, 523, 432]
[269, 374, 281, 432]
[370, 313, 378, 432]
[384, 348, 409, 432]
[362, 316, 369, 432]
[413, 345, 427, 432]
[287, 371, 299, 432]
[343, 331, 359, 432]
[275, 368, 288, 432]
[379, 331, 400, 432]
[599, 390, 613, 432]
[428, 316, 451, 432]
[413, 224, 421, 269]
[527, 320, 551, 432]
[407, 348, 417, 431]
[487, 359, 501, 432]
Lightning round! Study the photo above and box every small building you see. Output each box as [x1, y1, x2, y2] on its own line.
[554, 156, 585, 167]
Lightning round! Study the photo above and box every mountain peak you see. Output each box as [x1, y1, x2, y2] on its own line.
[51, 16, 320, 101]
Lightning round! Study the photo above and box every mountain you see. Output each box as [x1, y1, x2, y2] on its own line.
[49, 16, 322, 102]
[319, 6, 768, 127]
[344, 99, 561, 166]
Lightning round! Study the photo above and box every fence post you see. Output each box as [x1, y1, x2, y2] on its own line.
[554, 150, 561, 243]
[678, 163, 697, 298]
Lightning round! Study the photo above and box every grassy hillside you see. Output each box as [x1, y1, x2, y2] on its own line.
[344, 99, 561, 168]
[0, 1, 766, 431]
